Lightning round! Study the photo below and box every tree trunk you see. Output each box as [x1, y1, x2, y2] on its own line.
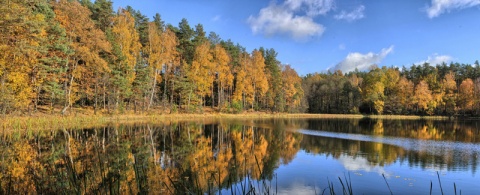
[211, 81, 215, 109]
[170, 77, 175, 106]
[62, 57, 75, 115]
[103, 82, 106, 110]
[218, 83, 222, 109]
[148, 69, 157, 110]
[94, 82, 98, 115]
[163, 71, 168, 108]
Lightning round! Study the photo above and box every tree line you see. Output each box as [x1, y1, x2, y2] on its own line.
[303, 62, 480, 116]
[3, 0, 480, 116]
[0, 0, 304, 115]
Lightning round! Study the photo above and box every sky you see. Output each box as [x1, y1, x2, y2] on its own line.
[110, 0, 480, 75]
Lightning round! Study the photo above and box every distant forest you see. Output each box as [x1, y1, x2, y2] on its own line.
[304, 62, 480, 116]
[1, 0, 479, 116]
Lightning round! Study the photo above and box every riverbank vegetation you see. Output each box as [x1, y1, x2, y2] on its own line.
[1, 0, 480, 118]
[304, 63, 480, 116]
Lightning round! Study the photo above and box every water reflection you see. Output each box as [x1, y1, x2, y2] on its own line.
[301, 119, 480, 174]
[0, 119, 302, 194]
[0, 118, 479, 194]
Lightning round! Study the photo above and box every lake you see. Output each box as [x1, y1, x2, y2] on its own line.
[1, 118, 479, 194]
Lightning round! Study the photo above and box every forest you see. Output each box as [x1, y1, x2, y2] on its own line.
[304, 62, 480, 116]
[0, 0, 304, 115]
[1, 0, 480, 116]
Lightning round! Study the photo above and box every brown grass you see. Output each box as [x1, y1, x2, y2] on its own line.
[0, 109, 449, 133]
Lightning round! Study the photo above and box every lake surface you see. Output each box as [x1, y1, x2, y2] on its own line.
[1, 118, 479, 194]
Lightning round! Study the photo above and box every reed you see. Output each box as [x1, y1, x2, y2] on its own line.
[437, 171, 444, 195]
[383, 173, 393, 195]
[1, 112, 452, 133]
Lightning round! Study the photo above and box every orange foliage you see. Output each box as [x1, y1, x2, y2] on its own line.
[112, 9, 141, 84]
[458, 78, 474, 112]
[282, 65, 303, 110]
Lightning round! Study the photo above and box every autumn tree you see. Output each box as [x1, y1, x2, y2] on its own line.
[110, 8, 141, 110]
[248, 50, 269, 109]
[125, 6, 150, 48]
[221, 40, 244, 110]
[146, 22, 163, 109]
[52, 0, 111, 114]
[212, 44, 233, 109]
[458, 78, 474, 114]
[383, 68, 401, 114]
[362, 67, 386, 114]
[345, 74, 363, 113]
[413, 80, 435, 115]
[474, 78, 480, 115]
[160, 29, 180, 108]
[146, 21, 179, 110]
[34, 1, 73, 113]
[233, 50, 269, 110]
[396, 77, 415, 113]
[188, 41, 214, 108]
[442, 71, 457, 115]
[282, 65, 303, 112]
[233, 52, 249, 108]
[261, 48, 284, 112]
[0, 0, 50, 113]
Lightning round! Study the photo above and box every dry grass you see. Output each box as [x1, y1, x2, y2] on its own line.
[0, 110, 450, 133]
[365, 114, 449, 120]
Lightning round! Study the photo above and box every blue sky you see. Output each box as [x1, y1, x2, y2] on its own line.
[111, 0, 480, 75]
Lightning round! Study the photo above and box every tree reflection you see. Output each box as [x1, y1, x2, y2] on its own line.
[302, 118, 480, 174]
[0, 119, 302, 194]
[1, 118, 479, 194]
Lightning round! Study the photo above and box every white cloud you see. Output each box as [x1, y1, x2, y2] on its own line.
[332, 46, 394, 73]
[334, 5, 365, 22]
[248, 0, 334, 41]
[211, 15, 221, 22]
[415, 54, 453, 65]
[285, 0, 336, 16]
[426, 0, 480, 18]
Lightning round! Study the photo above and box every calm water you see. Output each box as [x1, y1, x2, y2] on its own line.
[1, 118, 479, 194]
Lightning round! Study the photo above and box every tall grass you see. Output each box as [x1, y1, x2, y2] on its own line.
[1, 112, 452, 134]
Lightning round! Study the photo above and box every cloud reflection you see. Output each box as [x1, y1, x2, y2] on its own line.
[337, 154, 388, 176]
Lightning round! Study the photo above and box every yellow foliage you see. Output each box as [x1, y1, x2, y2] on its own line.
[2, 142, 40, 193]
[213, 44, 233, 89]
[282, 65, 303, 109]
[112, 9, 141, 84]
[0, 0, 49, 111]
[234, 50, 269, 107]
[190, 41, 215, 98]
[233, 68, 246, 102]
[52, 0, 111, 107]
[414, 80, 434, 112]
[459, 78, 474, 111]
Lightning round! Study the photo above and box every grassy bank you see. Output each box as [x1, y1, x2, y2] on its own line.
[1, 111, 451, 133]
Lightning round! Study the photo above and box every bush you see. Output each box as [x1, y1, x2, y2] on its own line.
[231, 101, 243, 114]
[170, 104, 178, 114]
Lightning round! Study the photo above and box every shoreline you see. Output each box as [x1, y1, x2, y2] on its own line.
[1, 112, 452, 133]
